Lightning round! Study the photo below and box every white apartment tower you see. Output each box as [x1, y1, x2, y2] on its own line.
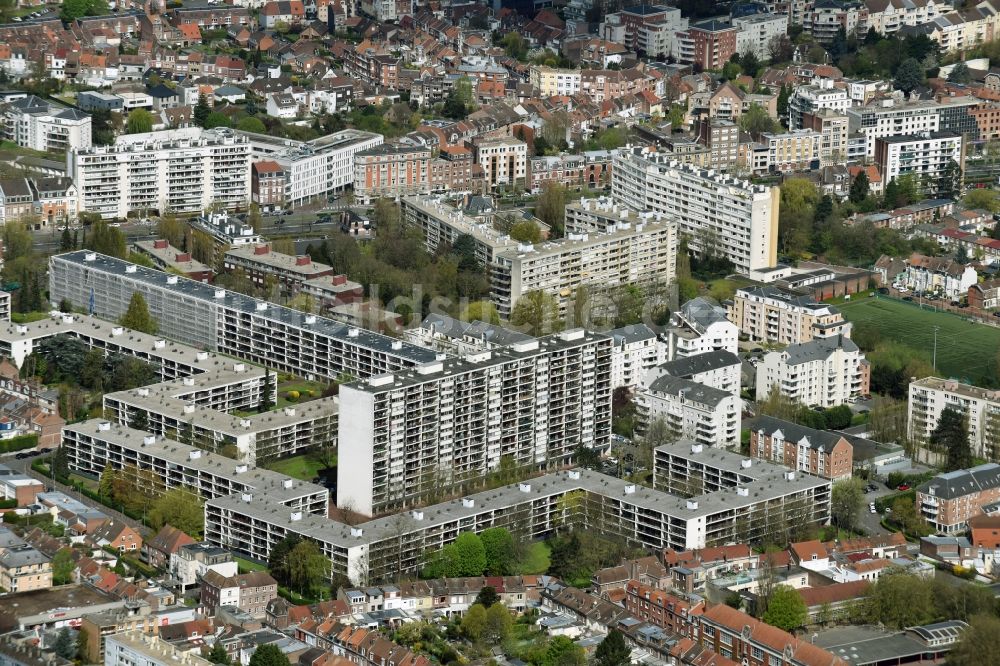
[337, 329, 613, 516]
[611, 148, 779, 273]
[69, 128, 250, 219]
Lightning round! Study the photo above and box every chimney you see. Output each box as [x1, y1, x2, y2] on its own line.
[295, 256, 311, 266]
[175, 252, 191, 262]
[254, 244, 270, 255]
[332, 275, 347, 285]
[153, 239, 168, 249]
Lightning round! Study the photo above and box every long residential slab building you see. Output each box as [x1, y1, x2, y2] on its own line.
[203, 439, 830, 585]
[0, 312, 337, 464]
[401, 195, 678, 318]
[610, 147, 779, 272]
[68, 127, 251, 219]
[48, 251, 441, 381]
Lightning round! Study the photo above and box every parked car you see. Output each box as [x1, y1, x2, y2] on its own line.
[897, 484, 910, 491]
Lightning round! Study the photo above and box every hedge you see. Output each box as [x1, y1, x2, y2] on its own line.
[0, 434, 38, 454]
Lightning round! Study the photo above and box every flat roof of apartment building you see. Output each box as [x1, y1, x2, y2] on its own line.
[345, 328, 609, 393]
[910, 376, 1000, 400]
[134, 240, 213, 275]
[402, 195, 521, 252]
[224, 244, 334, 277]
[64, 419, 327, 504]
[210, 446, 828, 546]
[493, 217, 674, 262]
[51, 252, 439, 365]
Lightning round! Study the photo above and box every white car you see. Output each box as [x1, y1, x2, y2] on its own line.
[870, 506, 877, 513]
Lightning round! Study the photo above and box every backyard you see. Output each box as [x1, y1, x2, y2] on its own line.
[838, 296, 1000, 382]
[267, 453, 333, 482]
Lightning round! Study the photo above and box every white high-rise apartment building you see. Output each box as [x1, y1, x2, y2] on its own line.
[733, 13, 789, 59]
[338, 329, 613, 516]
[787, 82, 851, 130]
[847, 99, 941, 158]
[241, 129, 383, 206]
[665, 297, 739, 359]
[756, 336, 870, 408]
[68, 128, 250, 219]
[529, 66, 583, 97]
[611, 148, 779, 273]
[1, 95, 92, 153]
[874, 132, 964, 192]
[909, 377, 1000, 461]
[474, 137, 527, 189]
[105, 633, 211, 666]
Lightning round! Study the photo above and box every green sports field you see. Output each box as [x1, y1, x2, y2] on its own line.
[838, 296, 1000, 381]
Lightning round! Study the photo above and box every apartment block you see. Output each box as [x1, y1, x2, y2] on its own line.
[732, 13, 789, 58]
[528, 66, 582, 97]
[916, 464, 1000, 534]
[758, 129, 822, 173]
[909, 377, 1000, 461]
[866, 0, 945, 34]
[401, 195, 520, 269]
[728, 285, 851, 345]
[490, 212, 677, 319]
[652, 441, 832, 545]
[241, 129, 383, 206]
[874, 132, 964, 197]
[353, 144, 432, 203]
[69, 127, 250, 219]
[755, 336, 870, 408]
[677, 19, 738, 71]
[803, 0, 868, 43]
[105, 633, 212, 666]
[801, 108, 850, 165]
[527, 154, 585, 193]
[847, 100, 941, 158]
[638, 375, 740, 448]
[788, 83, 851, 131]
[49, 251, 439, 381]
[664, 297, 739, 360]
[611, 148, 779, 273]
[600, 5, 687, 57]
[609, 324, 668, 391]
[206, 450, 829, 584]
[1, 95, 92, 153]
[251, 160, 286, 212]
[474, 137, 527, 189]
[200, 570, 277, 617]
[337, 328, 613, 516]
[749, 415, 854, 480]
[223, 244, 334, 292]
[132, 240, 214, 283]
[61, 420, 329, 515]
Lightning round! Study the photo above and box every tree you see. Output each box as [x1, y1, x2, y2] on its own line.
[948, 614, 1000, 666]
[511, 290, 562, 336]
[60, 0, 106, 21]
[777, 83, 792, 121]
[462, 300, 500, 324]
[894, 57, 925, 94]
[236, 116, 267, 133]
[762, 585, 808, 632]
[541, 111, 571, 150]
[126, 109, 153, 134]
[149, 488, 204, 537]
[484, 603, 513, 644]
[443, 77, 473, 119]
[204, 111, 232, 129]
[450, 532, 487, 576]
[831, 478, 864, 533]
[461, 603, 487, 640]
[207, 643, 231, 666]
[288, 540, 331, 598]
[475, 586, 501, 609]
[502, 32, 528, 60]
[948, 62, 972, 84]
[248, 644, 290, 666]
[118, 292, 158, 334]
[849, 170, 870, 203]
[53, 628, 76, 660]
[543, 636, 587, 666]
[595, 629, 631, 666]
[51, 547, 74, 585]
[194, 94, 212, 127]
[865, 573, 936, 628]
[964, 188, 1000, 213]
[267, 534, 301, 586]
[85, 220, 128, 258]
[481, 527, 516, 576]
[509, 219, 542, 244]
[739, 103, 780, 138]
[932, 406, 972, 471]
[535, 182, 567, 236]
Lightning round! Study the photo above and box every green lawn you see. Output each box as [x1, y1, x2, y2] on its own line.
[517, 541, 550, 575]
[267, 454, 330, 481]
[276, 380, 326, 408]
[839, 296, 1000, 382]
[235, 556, 268, 573]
